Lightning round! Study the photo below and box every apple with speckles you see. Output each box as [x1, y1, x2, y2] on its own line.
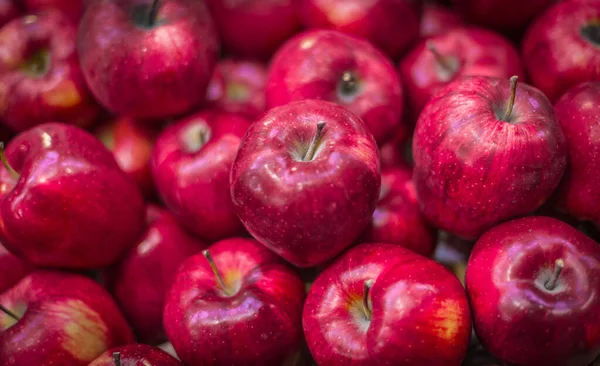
[303, 242, 472, 365]
[231, 100, 381, 267]
[0, 271, 134, 365]
[0, 12, 100, 132]
[163, 238, 306, 366]
[413, 75, 567, 240]
[466, 216, 600, 366]
[266, 30, 405, 146]
[89, 344, 182, 365]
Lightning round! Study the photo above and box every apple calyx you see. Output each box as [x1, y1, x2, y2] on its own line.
[20, 49, 50, 77]
[362, 279, 374, 321]
[500, 76, 519, 122]
[0, 142, 19, 179]
[544, 259, 565, 291]
[182, 123, 211, 153]
[202, 249, 235, 297]
[0, 304, 20, 321]
[580, 22, 600, 47]
[337, 71, 361, 102]
[113, 352, 122, 366]
[426, 41, 459, 77]
[302, 122, 326, 162]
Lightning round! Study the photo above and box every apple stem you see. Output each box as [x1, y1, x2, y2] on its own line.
[113, 352, 121, 366]
[303, 122, 326, 162]
[426, 41, 454, 73]
[502, 76, 519, 122]
[0, 304, 19, 321]
[363, 279, 374, 321]
[146, 0, 160, 27]
[544, 259, 565, 291]
[0, 142, 18, 179]
[202, 249, 232, 296]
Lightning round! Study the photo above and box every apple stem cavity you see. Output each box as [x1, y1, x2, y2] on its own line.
[426, 41, 455, 73]
[581, 23, 600, 47]
[340, 71, 358, 95]
[363, 279, 374, 321]
[202, 249, 233, 296]
[303, 122, 326, 162]
[544, 259, 565, 291]
[502, 76, 519, 122]
[0, 304, 20, 321]
[0, 142, 19, 179]
[146, 0, 160, 27]
[113, 352, 121, 366]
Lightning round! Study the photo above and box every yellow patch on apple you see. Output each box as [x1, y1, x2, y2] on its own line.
[432, 299, 463, 341]
[43, 81, 82, 108]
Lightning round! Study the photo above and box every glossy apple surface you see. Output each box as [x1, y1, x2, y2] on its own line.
[230, 100, 381, 267]
[78, 0, 219, 119]
[399, 26, 525, 116]
[298, 0, 421, 59]
[266, 30, 404, 145]
[163, 237, 306, 366]
[206, 0, 300, 60]
[105, 205, 206, 344]
[303, 242, 472, 365]
[152, 110, 251, 241]
[89, 344, 182, 365]
[0, 123, 145, 269]
[206, 58, 267, 120]
[522, 0, 600, 102]
[553, 81, 600, 228]
[452, 0, 554, 32]
[0, 12, 100, 132]
[0, 242, 32, 293]
[420, 2, 462, 39]
[360, 166, 436, 257]
[466, 216, 600, 366]
[0, 271, 134, 365]
[413, 76, 567, 239]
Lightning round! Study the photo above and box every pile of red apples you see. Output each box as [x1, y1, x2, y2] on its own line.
[0, 0, 599, 365]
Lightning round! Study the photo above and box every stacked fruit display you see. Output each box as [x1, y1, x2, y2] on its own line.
[0, 0, 599, 365]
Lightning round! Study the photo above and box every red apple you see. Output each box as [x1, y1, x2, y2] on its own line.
[152, 110, 251, 241]
[452, 0, 554, 32]
[0, 242, 32, 293]
[0, 123, 145, 269]
[420, 2, 463, 39]
[303, 242, 472, 365]
[205, 0, 300, 60]
[89, 344, 182, 365]
[163, 237, 306, 366]
[0, 12, 100, 132]
[230, 100, 381, 267]
[360, 166, 436, 257]
[23, 0, 84, 23]
[0, 270, 134, 365]
[553, 82, 600, 228]
[399, 26, 525, 116]
[298, 0, 421, 59]
[413, 75, 567, 239]
[0, 0, 19, 27]
[96, 116, 158, 198]
[266, 30, 404, 145]
[105, 205, 206, 344]
[78, 0, 219, 119]
[466, 216, 600, 366]
[378, 135, 412, 170]
[205, 58, 267, 120]
[522, 0, 600, 103]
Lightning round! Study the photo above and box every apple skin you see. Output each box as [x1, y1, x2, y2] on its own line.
[399, 26, 525, 116]
[303, 242, 472, 366]
[105, 205, 206, 345]
[78, 0, 219, 119]
[298, 0, 421, 59]
[360, 167, 437, 257]
[206, 58, 267, 120]
[0, 270, 134, 365]
[230, 99, 381, 267]
[420, 2, 463, 39]
[552, 82, 600, 228]
[378, 135, 411, 170]
[0, 12, 100, 132]
[522, 0, 600, 103]
[89, 344, 182, 365]
[0, 0, 19, 27]
[96, 117, 158, 198]
[0, 123, 146, 269]
[266, 30, 404, 146]
[23, 0, 84, 23]
[0, 242, 33, 293]
[163, 237, 306, 366]
[413, 76, 567, 240]
[205, 0, 300, 60]
[152, 110, 251, 242]
[466, 216, 600, 366]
